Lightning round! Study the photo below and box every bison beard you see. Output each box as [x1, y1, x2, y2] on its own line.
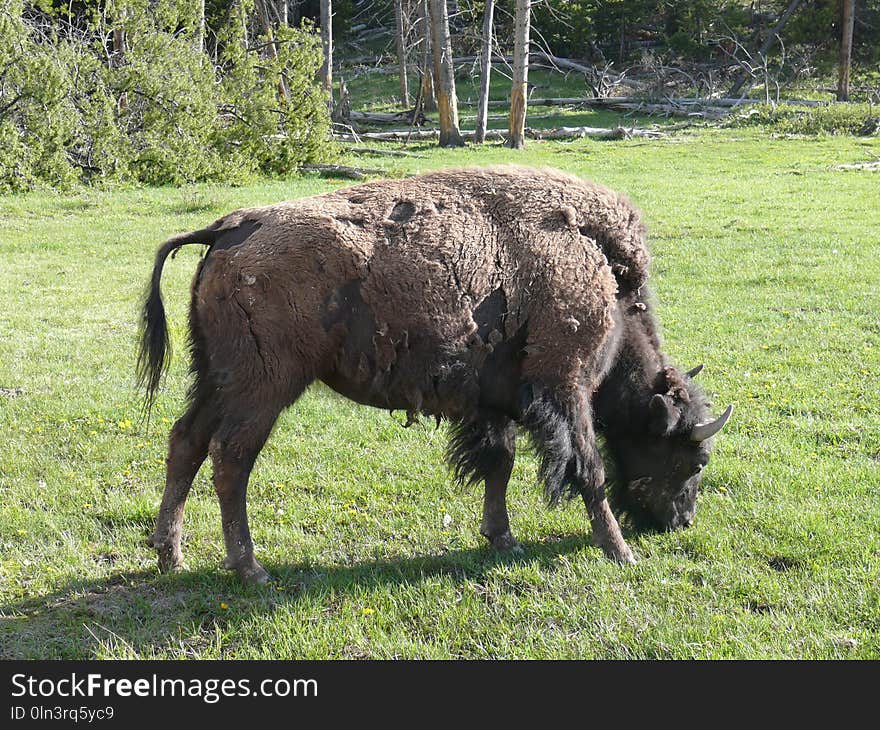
[138, 165, 731, 584]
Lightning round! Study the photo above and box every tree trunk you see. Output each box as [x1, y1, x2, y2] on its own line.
[474, 0, 494, 143]
[419, 0, 437, 112]
[394, 0, 410, 106]
[239, 0, 249, 48]
[110, 0, 126, 67]
[255, 0, 290, 102]
[320, 0, 333, 103]
[110, 4, 127, 110]
[332, 76, 351, 123]
[195, 0, 205, 53]
[111, 27, 125, 63]
[837, 0, 855, 101]
[507, 0, 530, 149]
[428, 0, 464, 147]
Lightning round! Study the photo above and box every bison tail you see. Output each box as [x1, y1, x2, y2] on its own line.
[136, 227, 218, 417]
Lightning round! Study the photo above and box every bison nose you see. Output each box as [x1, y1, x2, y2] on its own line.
[672, 515, 693, 530]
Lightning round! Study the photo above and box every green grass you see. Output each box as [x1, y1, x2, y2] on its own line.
[1, 112, 879, 658]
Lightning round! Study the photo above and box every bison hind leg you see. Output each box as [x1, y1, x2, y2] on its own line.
[208, 407, 282, 585]
[207, 378, 311, 584]
[150, 393, 219, 573]
[447, 415, 520, 551]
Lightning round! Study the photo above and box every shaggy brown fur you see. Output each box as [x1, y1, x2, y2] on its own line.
[139, 166, 659, 583]
[187, 165, 647, 409]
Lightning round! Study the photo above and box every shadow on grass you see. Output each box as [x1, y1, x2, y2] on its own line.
[0, 534, 597, 659]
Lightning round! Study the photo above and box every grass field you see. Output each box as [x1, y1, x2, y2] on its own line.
[1, 109, 879, 658]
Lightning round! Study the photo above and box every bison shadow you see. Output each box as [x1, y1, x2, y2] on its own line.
[0, 534, 602, 659]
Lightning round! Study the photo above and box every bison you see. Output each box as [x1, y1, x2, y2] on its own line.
[138, 166, 732, 584]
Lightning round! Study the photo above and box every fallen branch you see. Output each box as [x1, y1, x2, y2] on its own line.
[355, 54, 639, 87]
[300, 164, 386, 180]
[336, 129, 454, 142]
[532, 52, 593, 75]
[460, 112, 577, 124]
[331, 121, 362, 142]
[348, 146, 425, 158]
[349, 108, 427, 125]
[451, 53, 616, 78]
[832, 161, 880, 171]
[530, 125, 666, 140]
[459, 97, 586, 108]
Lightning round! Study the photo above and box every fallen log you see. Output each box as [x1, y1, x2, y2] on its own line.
[336, 129, 456, 142]
[459, 96, 593, 108]
[458, 95, 823, 109]
[531, 125, 666, 140]
[457, 97, 725, 119]
[832, 160, 880, 171]
[334, 124, 664, 143]
[355, 53, 637, 83]
[532, 52, 593, 75]
[459, 112, 575, 124]
[349, 108, 427, 125]
[347, 146, 425, 158]
[300, 164, 386, 180]
[453, 52, 619, 78]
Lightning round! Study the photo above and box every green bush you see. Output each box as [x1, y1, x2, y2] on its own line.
[728, 102, 880, 136]
[0, 3, 79, 191]
[0, 0, 335, 193]
[216, 10, 333, 179]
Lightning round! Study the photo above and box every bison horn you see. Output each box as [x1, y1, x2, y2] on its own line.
[686, 364, 704, 378]
[690, 404, 734, 442]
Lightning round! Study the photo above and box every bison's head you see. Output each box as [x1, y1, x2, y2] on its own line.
[601, 364, 733, 531]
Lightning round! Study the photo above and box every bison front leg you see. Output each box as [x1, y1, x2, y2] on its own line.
[574, 418, 635, 565]
[580, 478, 636, 565]
[448, 417, 521, 551]
[521, 384, 635, 565]
[481, 472, 520, 551]
[479, 427, 520, 552]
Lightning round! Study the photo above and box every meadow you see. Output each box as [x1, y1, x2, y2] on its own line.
[1, 107, 878, 658]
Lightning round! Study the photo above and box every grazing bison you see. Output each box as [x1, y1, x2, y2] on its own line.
[138, 166, 732, 584]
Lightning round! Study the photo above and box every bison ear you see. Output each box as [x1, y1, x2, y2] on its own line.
[648, 393, 679, 435]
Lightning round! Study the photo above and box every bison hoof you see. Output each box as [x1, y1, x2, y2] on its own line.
[155, 545, 185, 573]
[224, 557, 271, 585]
[604, 544, 637, 565]
[487, 530, 523, 553]
[592, 535, 636, 565]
